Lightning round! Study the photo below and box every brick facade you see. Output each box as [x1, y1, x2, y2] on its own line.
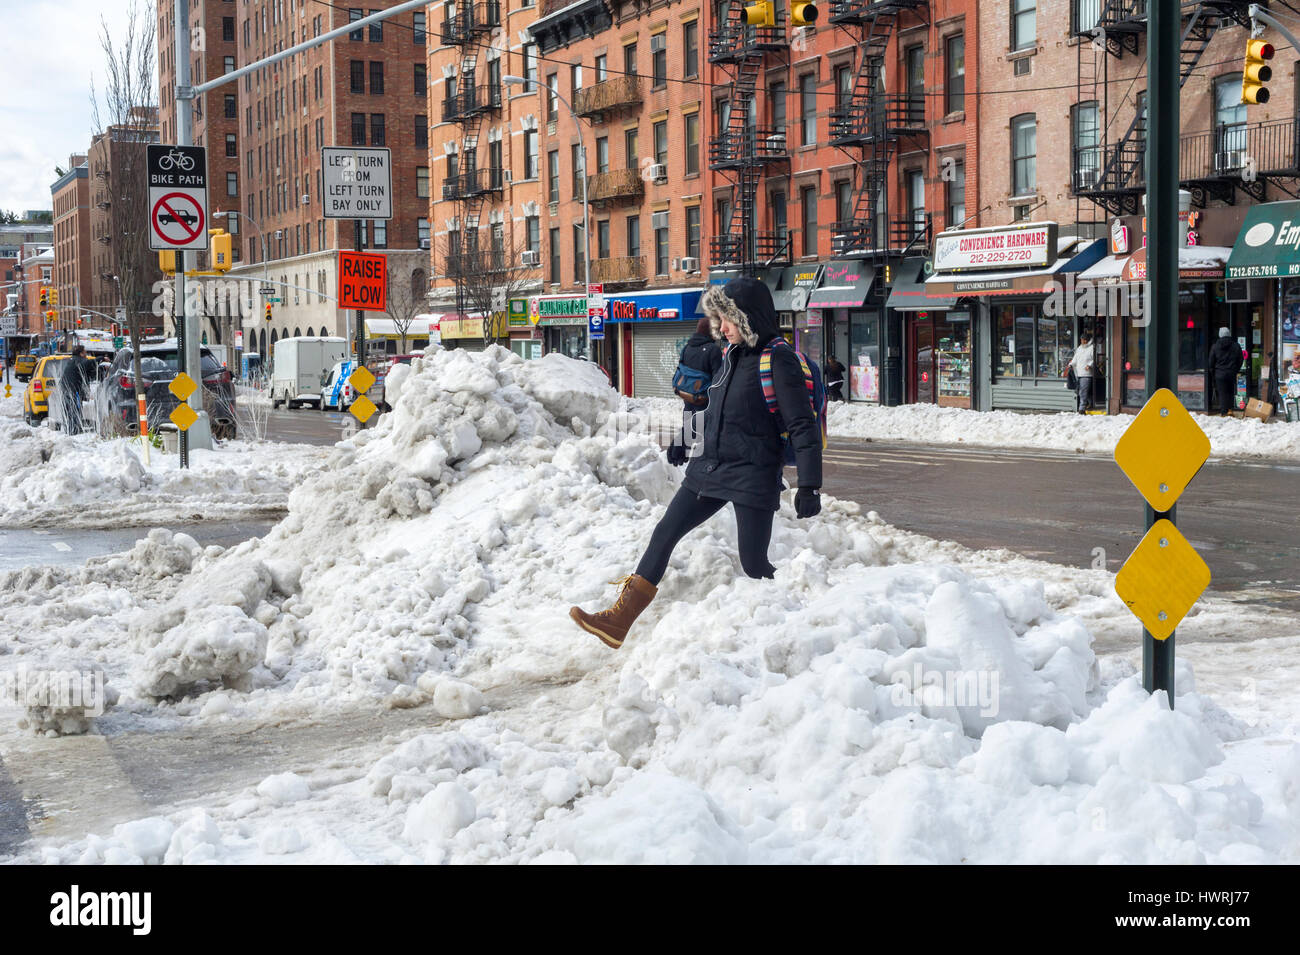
[50, 158, 94, 329]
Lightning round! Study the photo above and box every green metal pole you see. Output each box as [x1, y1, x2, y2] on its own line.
[1144, 0, 1180, 705]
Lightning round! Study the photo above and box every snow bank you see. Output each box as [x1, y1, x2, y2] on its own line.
[829, 402, 1300, 460]
[0, 416, 329, 528]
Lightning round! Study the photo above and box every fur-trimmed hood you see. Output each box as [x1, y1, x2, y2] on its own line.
[701, 278, 781, 350]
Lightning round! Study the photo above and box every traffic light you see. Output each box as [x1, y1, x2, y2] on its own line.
[744, 1, 774, 26]
[791, 2, 817, 25]
[39, 286, 49, 307]
[210, 229, 232, 272]
[49, 288, 59, 307]
[44, 310, 56, 324]
[75, 317, 83, 327]
[264, 302, 272, 323]
[159, 250, 176, 275]
[1243, 37, 1274, 105]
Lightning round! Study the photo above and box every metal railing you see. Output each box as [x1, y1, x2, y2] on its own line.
[445, 248, 508, 277]
[589, 255, 646, 284]
[441, 166, 506, 201]
[573, 75, 642, 116]
[441, 2, 501, 44]
[441, 84, 503, 123]
[829, 95, 926, 144]
[587, 168, 644, 203]
[708, 127, 790, 167]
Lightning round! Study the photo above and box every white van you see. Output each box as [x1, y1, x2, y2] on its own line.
[271, 336, 348, 409]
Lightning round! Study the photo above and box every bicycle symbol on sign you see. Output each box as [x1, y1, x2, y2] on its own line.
[157, 148, 195, 172]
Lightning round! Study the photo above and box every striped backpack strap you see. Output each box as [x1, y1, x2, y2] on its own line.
[759, 339, 814, 414]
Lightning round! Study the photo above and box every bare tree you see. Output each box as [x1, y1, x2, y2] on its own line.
[440, 230, 537, 348]
[90, 0, 159, 433]
[385, 263, 427, 354]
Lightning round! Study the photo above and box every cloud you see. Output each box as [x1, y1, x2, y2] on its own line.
[0, 0, 147, 212]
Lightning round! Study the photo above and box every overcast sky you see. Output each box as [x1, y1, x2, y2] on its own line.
[0, 0, 144, 215]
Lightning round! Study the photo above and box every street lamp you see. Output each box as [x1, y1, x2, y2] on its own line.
[504, 74, 592, 360]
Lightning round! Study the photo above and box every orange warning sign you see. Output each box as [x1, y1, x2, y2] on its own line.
[338, 250, 387, 311]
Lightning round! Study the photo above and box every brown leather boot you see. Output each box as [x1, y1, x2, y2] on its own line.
[569, 574, 658, 649]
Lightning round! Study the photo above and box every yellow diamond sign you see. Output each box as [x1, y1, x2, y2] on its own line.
[1113, 388, 1210, 511]
[169, 372, 198, 402]
[1115, 519, 1211, 640]
[349, 365, 375, 394]
[350, 394, 378, 423]
[169, 403, 198, 431]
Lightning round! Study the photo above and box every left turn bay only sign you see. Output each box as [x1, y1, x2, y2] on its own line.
[147, 144, 208, 252]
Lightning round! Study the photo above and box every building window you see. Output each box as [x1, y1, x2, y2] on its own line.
[1072, 101, 1099, 191]
[654, 120, 668, 165]
[370, 61, 384, 95]
[684, 21, 699, 79]
[800, 185, 817, 256]
[570, 63, 583, 103]
[834, 180, 852, 225]
[800, 74, 817, 146]
[222, 17, 235, 42]
[523, 44, 538, 89]
[223, 55, 235, 74]
[686, 205, 700, 260]
[369, 10, 382, 42]
[1011, 113, 1036, 195]
[225, 133, 237, 157]
[549, 227, 561, 282]
[415, 115, 428, 150]
[447, 151, 459, 183]
[654, 212, 669, 275]
[624, 42, 637, 78]
[413, 10, 427, 44]
[834, 65, 852, 111]
[418, 217, 430, 246]
[1013, 0, 1036, 51]
[906, 169, 925, 237]
[1214, 74, 1248, 156]
[416, 166, 429, 198]
[351, 60, 364, 93]
[415, 64, 426, 97]
[546, 73, 559, 120]
[571, 143, 583, 197]
[351, 112, 366, 144]
[373, 220, 387, 249]
[1073, 0, 1101, 34]
[524, 130, 538, 178]
[227, 172, 238, 197]
[946, 35, 965, 113]
[548, 149, 560, 202]
[225, 94, 237, 118]
[596, 136, 609, 174]
[594, 54, 607, 84]
[684, 114, 699, 176]
[526, 215, 539, 252]
[574, 224, 586, 282]
[772, 191, 787, 248]
[625, 128, 638, 169]
[349, 8, 363, 41]
[996, 304, 1075, 379]
[627, 215, 640, 258]
[370, 113, 386, 146]
[769, 81, 786, 134]
[597, 219, 610, 259]
[947, 160, 966, 228]
[651, 34, 667, 89]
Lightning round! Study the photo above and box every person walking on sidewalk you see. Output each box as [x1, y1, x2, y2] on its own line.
[570, 277, 824, 649]
[1209, 327, 1244, 416]
[666, 314, 723, 466]
[825, 354, 847, 402]
[1070, 331, 1100, 414]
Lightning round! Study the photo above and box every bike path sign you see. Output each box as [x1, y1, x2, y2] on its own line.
[147, 144, 208, 251]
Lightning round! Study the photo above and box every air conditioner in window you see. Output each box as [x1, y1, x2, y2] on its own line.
[681, 256, 700, 273]
[521, 250, 540, 266]
[420, 238, 431, 250]
[1075, 167, 1099, 189]
[647, 163, 667, 183]
[1215, 149, 1247, 173]
[651, 34, 666, 52]
[301, 194, 310, 205]
[504, 170, 512, 183]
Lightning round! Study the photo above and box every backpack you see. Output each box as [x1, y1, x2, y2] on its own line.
[672, 362, 712, 406]
[758, 338, 828, 466]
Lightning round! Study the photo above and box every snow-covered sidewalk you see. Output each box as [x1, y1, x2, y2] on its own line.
[2, 347, 1296, 864]
[829, 401, 1300, 460]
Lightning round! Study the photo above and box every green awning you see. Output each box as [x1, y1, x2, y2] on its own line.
[1226, 200, 1300, 279]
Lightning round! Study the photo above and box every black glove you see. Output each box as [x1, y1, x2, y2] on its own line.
[795, 487, 821, 519]
[666, 443, 687, 467]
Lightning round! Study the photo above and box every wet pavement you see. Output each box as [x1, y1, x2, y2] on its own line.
[0, 521, 277, 572]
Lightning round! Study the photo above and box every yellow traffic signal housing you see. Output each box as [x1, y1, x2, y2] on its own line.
[264, 302, 273, 323]
[791, 1, 817, 25]
[44, 309, 56, 323]
[744, 1, 774, 27]
[49, 288, 59, 306]
[159, 250, 177, 275]
[39, 286, 49, 307]
[1243, 37, 1274, 105]
[210, 229, 232, 272]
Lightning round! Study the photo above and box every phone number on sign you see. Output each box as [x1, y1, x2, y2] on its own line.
[961, 249, 1041, 265]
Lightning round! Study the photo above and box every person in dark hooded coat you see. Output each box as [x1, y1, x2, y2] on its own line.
[666, 314, 724, 466]
[570, 276, 823, 649]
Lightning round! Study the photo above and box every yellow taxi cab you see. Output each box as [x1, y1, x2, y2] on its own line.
[22, 355, 70, 426]
[15, 354, 37, 381]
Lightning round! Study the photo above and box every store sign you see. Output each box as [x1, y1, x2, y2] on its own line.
[534, 296, 587, 317]
[607, 300, 682, 322]
[934, 222, 1057, 272]
[1226, 201, 1300, 278]
[507, 298, 530, 329]
[1110, 220, 1130, 256]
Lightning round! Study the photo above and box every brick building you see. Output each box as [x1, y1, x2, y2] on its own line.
[2, 221, 54, 345]
[50, 156, 95, 333]
[426, 0, 545, 356]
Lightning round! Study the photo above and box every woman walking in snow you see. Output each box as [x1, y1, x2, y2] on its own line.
[570, 276, 823, 649]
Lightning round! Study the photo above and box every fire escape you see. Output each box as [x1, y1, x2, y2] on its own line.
[1074, 1, 1287, 222]
[708, 4, 792, 272]
[828, 0, 929, 262]
[441, 2, 505, 309]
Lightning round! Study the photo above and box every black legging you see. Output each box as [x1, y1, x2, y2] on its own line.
[635, 488, 776, 585]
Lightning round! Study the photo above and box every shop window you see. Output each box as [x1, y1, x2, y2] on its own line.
[995, 304, 1076, 379]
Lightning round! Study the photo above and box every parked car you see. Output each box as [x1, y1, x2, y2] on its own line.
[94, 341, 237, 439]
[319, 360, 355, 411]
[14, 353, 37, 382]
[22, 355, 70, 426]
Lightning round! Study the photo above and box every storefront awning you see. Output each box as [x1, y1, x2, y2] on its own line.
[439, 313, 488, 339]
[886, 257, 956, 311]
[923, 238, 1101, 297]
[771, 264, 825, 312]
[1226, 200, 1300, 279]
[605, 287, 704, 323]
[1080, 245, 1232, 284]
[808, 260, 874, 309]
[364, 314, 443, 338]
